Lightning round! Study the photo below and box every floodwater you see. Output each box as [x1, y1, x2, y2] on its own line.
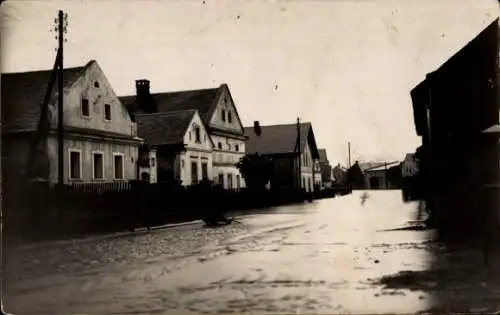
[4, 190, 500, 314]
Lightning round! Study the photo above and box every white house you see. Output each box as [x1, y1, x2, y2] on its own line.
[120, 81, 246, 189]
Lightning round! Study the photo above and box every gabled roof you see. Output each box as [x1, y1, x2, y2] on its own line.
[123, 83, 232, 119]
[243, 122, 320, 159]
[135, 110, 197, 146]
[1, 61, 95, 134]
[318, 149, 328, 163]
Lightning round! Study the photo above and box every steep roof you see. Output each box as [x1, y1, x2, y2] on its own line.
[120, 85, 223, 124]
[135, 110, 196, 146]
[1, 61, 95, 134]
[243, 122, 319, 159]
[318, 149, 328, 163]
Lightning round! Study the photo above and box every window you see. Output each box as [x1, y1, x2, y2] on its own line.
[221, 109, 226, 122]
[94, 81, 100, 88]
[181, 159, 185, 168]
[81, 98, 90, 117]
[151, 157, 155, 167]
[204, 135, 207, 143]
[92, 152, 104, 179]
[113, 154, 124, 179]
[236, 174, 241, 189]
[227, 174, 233, 189]
[191, 161, 198, 184]
[69, 150, 81, 179]
[202, 163, 208, 180]
[218, 142, 222, 150]
[194, 126, 201, 143]
[228, 111, 232, 123]
[104, 104, 112, 121]
[218, 173, 224, 186]
[235, 144, 239, 152]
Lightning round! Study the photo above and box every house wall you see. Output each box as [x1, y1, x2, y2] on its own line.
[401, 156, 419, 178]
[365, 170, 387, 189]
[211, 134, 245, 189]
[46, 135, 139, 184]
[176, 112, 214, 186]
[138, 149, 158, 183]
[300, 138, 315, 192]
[52, 62, 137, 137]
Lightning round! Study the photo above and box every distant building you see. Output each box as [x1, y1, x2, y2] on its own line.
[401, 153, 419, 201]
[244, 121, 321, 193]
[332, 163, 347, 184]
[363, 161, 401, 189]
[318, 149, 333, 189]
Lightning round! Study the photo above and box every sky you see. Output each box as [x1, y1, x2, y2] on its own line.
[1, 0, 498, 166]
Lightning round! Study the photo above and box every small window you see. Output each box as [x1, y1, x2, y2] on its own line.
[236, 174, 241, 189]
[94, 81, 100, 88]
[235, 144, 239, 152]
[228, 111, 232, 123]
[104, 104, 112, 121]
[81, 98, 90, 117]
[151, 157, 155, 167]
[218, 173, 224, 186]
[181, 159, 185, 168]
[114, 154, 124, 179]
[202, 163, 208, 180]
[227, 173, 233, 189]
[69, 150, 81, 179]
[221, 109, 226, 122]
[195, 126, 201, 143]
[218, 142, 222, 150]
[93, 152, 104, 179]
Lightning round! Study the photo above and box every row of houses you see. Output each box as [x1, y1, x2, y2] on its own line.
[2, 60, 335, 198]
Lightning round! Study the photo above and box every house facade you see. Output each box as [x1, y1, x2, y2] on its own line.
[244, 121, 320, 193]
[318, 149, 333, 189]
[135, 110, 213, 186]
[2, 60, 142, 191]
[410, 18, 499, 235]
[120, 81, 246, 190]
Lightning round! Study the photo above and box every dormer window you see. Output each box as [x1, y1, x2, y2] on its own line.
[81, 98, 90, 117]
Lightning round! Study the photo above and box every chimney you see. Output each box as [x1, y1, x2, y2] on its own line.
[254, 121, 261, 135]
[135, 79, 157, 113]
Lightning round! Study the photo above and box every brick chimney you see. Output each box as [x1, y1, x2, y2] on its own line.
[135, 79, 157, 113]
[254, 121, 261, 135]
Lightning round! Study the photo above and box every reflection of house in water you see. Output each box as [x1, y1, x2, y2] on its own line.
[410, 18, 499, 237]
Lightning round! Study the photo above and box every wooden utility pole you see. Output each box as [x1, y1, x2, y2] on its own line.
[348, 141, 351, 168]
[296, 117, 301, 189]
[55, 10, 68, 186]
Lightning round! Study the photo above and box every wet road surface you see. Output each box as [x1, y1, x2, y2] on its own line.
[4, 190, 500, 314]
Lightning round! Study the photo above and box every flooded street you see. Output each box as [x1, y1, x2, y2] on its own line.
[4, 190, 500, 314]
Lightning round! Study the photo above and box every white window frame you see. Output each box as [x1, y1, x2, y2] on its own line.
[113, 152, 125, 180]
[68, 148, 83, 180]
[104, 103, 112, 121]
[91, 151, 105, 180]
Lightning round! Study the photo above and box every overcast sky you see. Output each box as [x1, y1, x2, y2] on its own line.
[1, 0, 498, 166]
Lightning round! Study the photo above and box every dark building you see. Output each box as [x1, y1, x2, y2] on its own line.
[243, 121, 320, 192]
[410, 19, 499, 238]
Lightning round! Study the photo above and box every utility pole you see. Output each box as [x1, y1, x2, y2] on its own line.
[348, 141, 351, 168]
[54, 10, 68, 187]
[384, 161, 388, 189]
[296, 117, 301, 190]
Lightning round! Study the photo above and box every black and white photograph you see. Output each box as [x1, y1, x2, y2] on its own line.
[1, 0, 500, 313]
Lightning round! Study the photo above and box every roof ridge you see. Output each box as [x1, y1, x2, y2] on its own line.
[2, 61, 93, 76]
[135, 109, 196, 117]
[245, 122, 312, 128]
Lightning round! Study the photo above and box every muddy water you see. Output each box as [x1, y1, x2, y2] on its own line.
[5, 191, 453, 314]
